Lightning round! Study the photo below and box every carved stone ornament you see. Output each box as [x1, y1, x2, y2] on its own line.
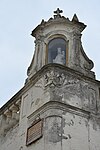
[44, 70, 79, 88]
[43, 69, 97, 112]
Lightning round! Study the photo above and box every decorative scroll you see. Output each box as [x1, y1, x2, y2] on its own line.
[26, 120, 43, 146]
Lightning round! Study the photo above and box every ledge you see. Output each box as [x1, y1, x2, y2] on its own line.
[28, 101, 90, 121]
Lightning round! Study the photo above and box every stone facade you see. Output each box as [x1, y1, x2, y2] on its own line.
[0, 9, 100, 150]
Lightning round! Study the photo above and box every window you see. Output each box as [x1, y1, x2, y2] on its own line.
[48, 38, 67, 65]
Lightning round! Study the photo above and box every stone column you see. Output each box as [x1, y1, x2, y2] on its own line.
[71, 31, 82, 69]
[32, 40, 39, 72]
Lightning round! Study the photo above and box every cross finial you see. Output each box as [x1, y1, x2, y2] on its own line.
[54, 8, 63, 16]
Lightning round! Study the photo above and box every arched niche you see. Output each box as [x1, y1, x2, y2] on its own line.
[47, 37, 68, 65]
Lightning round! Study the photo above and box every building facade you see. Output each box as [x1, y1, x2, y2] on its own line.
[0, 8, 100, 150]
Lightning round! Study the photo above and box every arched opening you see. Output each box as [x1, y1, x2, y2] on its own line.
[48, 37, 68, 65]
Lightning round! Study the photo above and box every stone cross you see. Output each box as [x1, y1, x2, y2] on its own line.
[54, 8, 63, 16]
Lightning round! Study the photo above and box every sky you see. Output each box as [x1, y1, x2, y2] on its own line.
[0, 0, 100, 107]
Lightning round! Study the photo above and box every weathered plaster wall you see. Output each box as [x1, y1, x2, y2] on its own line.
[0, 125, 19, 150]
[0, 65, 100, 150]
[27, 102, 100, 150]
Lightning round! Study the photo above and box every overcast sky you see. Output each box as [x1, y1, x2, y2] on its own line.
[0, 0, 100, 107]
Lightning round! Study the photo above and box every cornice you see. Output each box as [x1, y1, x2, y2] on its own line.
[31, 13, 86, 38]
[28, 101, 90, 121]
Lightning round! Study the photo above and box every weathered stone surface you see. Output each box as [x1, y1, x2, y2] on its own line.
[0, 9, 100, 150]
[0, 64, 100, 150]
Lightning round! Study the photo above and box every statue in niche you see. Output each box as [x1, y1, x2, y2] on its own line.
[53, 47, 65, 65]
